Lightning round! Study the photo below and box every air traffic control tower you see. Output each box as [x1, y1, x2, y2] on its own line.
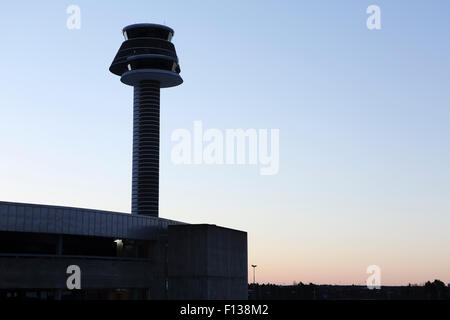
[0, 24, 247, 300]
[110, 23, 183, 216]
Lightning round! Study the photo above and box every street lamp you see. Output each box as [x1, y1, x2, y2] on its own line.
[251, 265, 257, 284]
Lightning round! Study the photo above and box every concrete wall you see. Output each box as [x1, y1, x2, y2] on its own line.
[0, 255, 155, 289]
[168, 224, 248, 300]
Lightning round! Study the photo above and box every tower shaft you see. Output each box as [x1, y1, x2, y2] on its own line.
[132, 80, 160, 215]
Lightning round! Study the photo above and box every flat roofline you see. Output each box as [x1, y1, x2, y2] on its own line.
[0, 200, 180, 224]
[0, 201, 186, 241]
[168, 223, 247, 235]
[0, 200, 130, 216]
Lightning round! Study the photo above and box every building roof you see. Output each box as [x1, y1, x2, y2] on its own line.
[0, 201, 185, 240]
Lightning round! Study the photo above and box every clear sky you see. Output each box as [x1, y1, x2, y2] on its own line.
[0, 0, 449, 285]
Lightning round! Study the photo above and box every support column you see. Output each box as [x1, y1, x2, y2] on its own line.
[132, 80, 160, 216]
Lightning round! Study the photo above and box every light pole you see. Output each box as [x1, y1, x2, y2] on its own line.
[251, 265, 257, 284]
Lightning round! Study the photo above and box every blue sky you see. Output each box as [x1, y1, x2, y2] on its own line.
[0, 0, 449, 284]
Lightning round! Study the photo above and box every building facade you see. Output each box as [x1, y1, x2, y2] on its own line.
[0, 201, 247, 300]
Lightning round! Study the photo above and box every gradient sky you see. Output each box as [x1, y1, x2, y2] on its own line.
[0, 0, 449, 285]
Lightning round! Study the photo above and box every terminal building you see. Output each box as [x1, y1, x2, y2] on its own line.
[0, 24, 248, 300]
[0, 201, 247, 300]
